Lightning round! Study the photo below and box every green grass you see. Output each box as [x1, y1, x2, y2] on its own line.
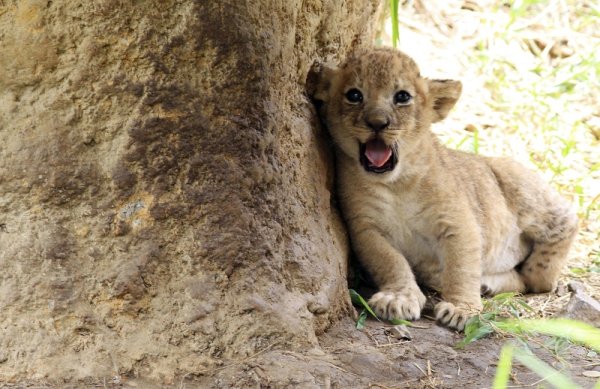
[463, 3, 599, 223]
[389, 0, 399, 48]
[349, 288, 380, 329]
[457, 292, 600, 388]
[492, 319, 600, 389]
[494, 343, 581, 389]
[569, 249, 600, 275]
[458, 292, 533, 348]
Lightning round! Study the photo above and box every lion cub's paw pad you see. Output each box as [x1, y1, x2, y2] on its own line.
[434, 301, 478, 331]
[368, 289, 426, 321]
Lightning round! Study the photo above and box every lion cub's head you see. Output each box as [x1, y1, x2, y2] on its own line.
[311, 48, 461, 181]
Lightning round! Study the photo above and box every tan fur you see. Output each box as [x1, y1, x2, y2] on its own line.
[312, 48, 578, 330]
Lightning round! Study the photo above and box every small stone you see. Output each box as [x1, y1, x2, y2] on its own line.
[385, 325, 412, 340]
[464, 124, 478, 132]
[306, 348, 326, 357]
[549, 40, 574, 59]
[561, 282, 600, 327]
[568, 281, 588, 295]
[587, 350, 597, 358]
[582, 370, 600, 378]
[555, 282, 568, 297]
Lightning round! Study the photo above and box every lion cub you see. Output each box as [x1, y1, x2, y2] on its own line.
[311, 48, 577, 330]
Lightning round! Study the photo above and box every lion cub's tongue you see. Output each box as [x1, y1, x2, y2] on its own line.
[365, 139, 392, 168]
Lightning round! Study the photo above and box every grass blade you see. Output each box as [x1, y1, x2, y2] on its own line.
[349, 289, 380, 321]
[458, 321, 494, 348]
[496, 318, 600, 352]
[491, 292, 518, 301]
[493, 344, 514, 389]
[389, 0, 399, 48]
[389, 318, 412, 326]
[515, 299, 534, 312]
[356, 310, 368, 330]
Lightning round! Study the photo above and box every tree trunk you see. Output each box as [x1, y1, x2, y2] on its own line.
[0, 0, 381, 384]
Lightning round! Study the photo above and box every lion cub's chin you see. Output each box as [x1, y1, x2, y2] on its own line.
[358, 164, 402, 183]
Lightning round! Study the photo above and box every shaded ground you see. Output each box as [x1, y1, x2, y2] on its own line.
[195, 314, 597, 389]
[4, 311, 595, 388]
[2, 281, 598, 389]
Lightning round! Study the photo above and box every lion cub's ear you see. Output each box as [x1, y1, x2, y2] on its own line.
[306, 61, 339, 104]
[427, 79, 462, 122]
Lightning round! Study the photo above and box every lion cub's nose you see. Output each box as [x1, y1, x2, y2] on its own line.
[365, 116, 391, 133]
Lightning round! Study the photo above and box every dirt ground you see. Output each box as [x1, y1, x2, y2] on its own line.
[185, 299, 598, 389]
[6, 306, 595, 389]
[3, 281, 597, 389]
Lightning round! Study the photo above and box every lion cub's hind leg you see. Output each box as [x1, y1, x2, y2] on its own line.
[520, 224, 577, 293]
[514, 190, 578, 293]
[481, 270, 526, 297]
[491, 159, 578, 294]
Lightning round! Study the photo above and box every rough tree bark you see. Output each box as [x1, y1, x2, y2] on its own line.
[0, 0, 381, 385]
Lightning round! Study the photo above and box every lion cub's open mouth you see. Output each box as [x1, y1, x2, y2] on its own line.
[359, 138, 397, 174]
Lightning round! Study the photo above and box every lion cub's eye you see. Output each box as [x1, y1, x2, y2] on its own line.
[345, 88, 363, 104]
[394, 90, 412, 105]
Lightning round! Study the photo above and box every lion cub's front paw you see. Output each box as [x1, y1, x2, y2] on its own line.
[434, 301, 480, 331]
[368, 287, 426, 321]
